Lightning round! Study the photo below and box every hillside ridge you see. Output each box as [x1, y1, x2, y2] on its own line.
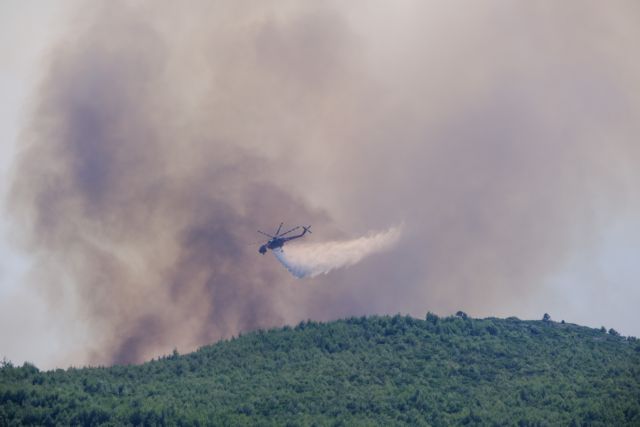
[2, 314, 639, 425]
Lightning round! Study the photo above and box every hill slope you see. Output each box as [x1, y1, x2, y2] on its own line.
[2, 314, 639, 426]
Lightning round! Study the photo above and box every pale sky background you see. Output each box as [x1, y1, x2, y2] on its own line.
[1, 2, 639, 369]
[0, 1, 85, 368]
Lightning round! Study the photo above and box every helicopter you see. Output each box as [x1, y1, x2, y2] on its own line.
[257, 222, 312, 254]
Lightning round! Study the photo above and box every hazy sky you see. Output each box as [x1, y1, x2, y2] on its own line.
[0, 0, 82, 367]
[1, 1, 639, 369]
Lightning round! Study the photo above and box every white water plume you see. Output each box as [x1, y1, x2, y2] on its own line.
[273, 227, 402, 278]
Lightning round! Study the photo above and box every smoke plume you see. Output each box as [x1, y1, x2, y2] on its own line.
[273, 227, 401, 278]
[7, 1, 640, 366]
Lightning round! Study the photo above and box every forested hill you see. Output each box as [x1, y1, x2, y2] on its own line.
[2, 314, 639, 426]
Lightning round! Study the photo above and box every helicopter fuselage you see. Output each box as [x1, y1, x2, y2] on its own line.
[260, 238, 285, 254]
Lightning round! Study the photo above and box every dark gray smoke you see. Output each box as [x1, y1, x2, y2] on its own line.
[9, 1, 640, 365]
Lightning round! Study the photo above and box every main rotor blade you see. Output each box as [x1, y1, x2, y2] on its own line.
[275, 222, 284, 236]
[257, 230, 274, 238]
[278, 226, 300, 237]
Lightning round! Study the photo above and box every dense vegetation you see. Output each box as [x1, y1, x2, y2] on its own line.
[1, 314, 639, 426]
